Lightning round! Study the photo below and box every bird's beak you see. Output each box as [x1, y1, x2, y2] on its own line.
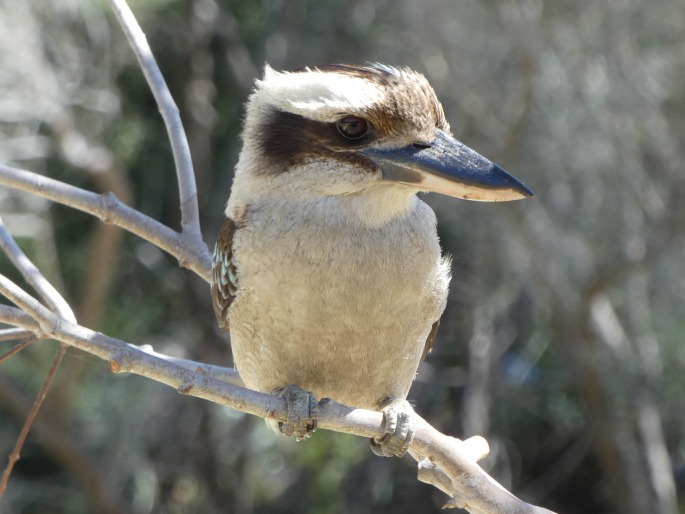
[364, 129, 533, 201]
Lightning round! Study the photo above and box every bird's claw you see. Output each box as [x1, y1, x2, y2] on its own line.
[279, 384, 318, 441]
[370, 399, 415, 458]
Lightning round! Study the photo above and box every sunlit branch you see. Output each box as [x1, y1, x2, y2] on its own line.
[0, 328, 34, 342]
[0, 216, 75, 322]
[0, 164, 212, 282]
[108, 0, 202, 242]
[0, 274, 55, 331]
[0, 285, 552, 513]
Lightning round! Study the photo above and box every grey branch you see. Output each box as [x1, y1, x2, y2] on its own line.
[0, 163, 212, 283]
[0, 272, 553, 513]
[108, 0, 202, 243]
[0, 328, 34, 342]
[0, 216, 75, 322]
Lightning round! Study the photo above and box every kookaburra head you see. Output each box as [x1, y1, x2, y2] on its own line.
[214, 63, 532, 454]
[227, 63, 532, 226]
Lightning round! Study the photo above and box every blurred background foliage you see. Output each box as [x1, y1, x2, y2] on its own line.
[1, 0, 685, 513]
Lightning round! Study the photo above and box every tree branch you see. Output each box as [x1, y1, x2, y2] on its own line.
[0, 305, 40, 334]
[0, 216, 75, 322]
[108, 0, 202, 243]
[0, 289, 554, 513]
[0, 274, 56, 332]
[0, 337, 36, 365]
[0, 163, 212, 282]
[0, 328, 34, 342]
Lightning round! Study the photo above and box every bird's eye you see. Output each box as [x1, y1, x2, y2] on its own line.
[336, 116, 370, 140]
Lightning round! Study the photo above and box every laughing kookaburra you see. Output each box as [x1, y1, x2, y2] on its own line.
[212, 64, 532, 457]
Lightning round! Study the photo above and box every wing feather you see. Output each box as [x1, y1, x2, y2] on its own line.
[211, 218, 237, 332]
[421, 319, 440, 361]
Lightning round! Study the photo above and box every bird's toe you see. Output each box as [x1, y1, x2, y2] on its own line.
[370, 398, 415, 458]
[279, 384, 318, 441]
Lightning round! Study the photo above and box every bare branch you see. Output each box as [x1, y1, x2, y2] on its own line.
[413, 419, 554, 514]
[416, 435, 492, 498]
[0, 274, 55, 332]
[0, 337, 36, 365]
[0, 271, 553, 513]
[0, 305, 41, 333]
[0, 216, 75, 322]
[108, 0, 202, 242]
[0, 163, 212, 282]
[0, 328, 34, 342]
[0, 301, 285, 422]
[135, 344, 244, 387]
[0, 290, 553, 513]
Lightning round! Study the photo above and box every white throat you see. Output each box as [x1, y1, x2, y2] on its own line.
[336, 184, 420, 228]
[228, 155, 420, 229]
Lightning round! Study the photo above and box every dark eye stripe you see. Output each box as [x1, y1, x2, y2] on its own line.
[256, 109, 378, 175]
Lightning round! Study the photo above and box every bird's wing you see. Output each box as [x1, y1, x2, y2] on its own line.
[211, 217, 238, 332]
[421, 319, 440, 361]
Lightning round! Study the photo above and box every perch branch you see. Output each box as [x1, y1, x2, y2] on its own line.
[0, 286, 554, 513]
[0, 305, 41, 333]
[134, 344, 244, 387]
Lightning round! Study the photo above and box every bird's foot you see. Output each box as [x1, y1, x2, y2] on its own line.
[279, 384, 318, 441]
[370, 398, 415, 458]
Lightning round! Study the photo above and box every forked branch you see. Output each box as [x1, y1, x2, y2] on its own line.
[0, 163, 211, 282]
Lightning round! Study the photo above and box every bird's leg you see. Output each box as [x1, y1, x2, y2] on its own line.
[279, 384, 318, 441]
[370, 398, 416, 458]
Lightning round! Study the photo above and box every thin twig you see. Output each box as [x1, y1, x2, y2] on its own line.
[0, 216, 75, 322]
[0, 164, 212, 282]
[0, 374, 125, 514]
[108, 0, 202, 242]
[0, 337, 37, 365]
[0, 343, 68, 498]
